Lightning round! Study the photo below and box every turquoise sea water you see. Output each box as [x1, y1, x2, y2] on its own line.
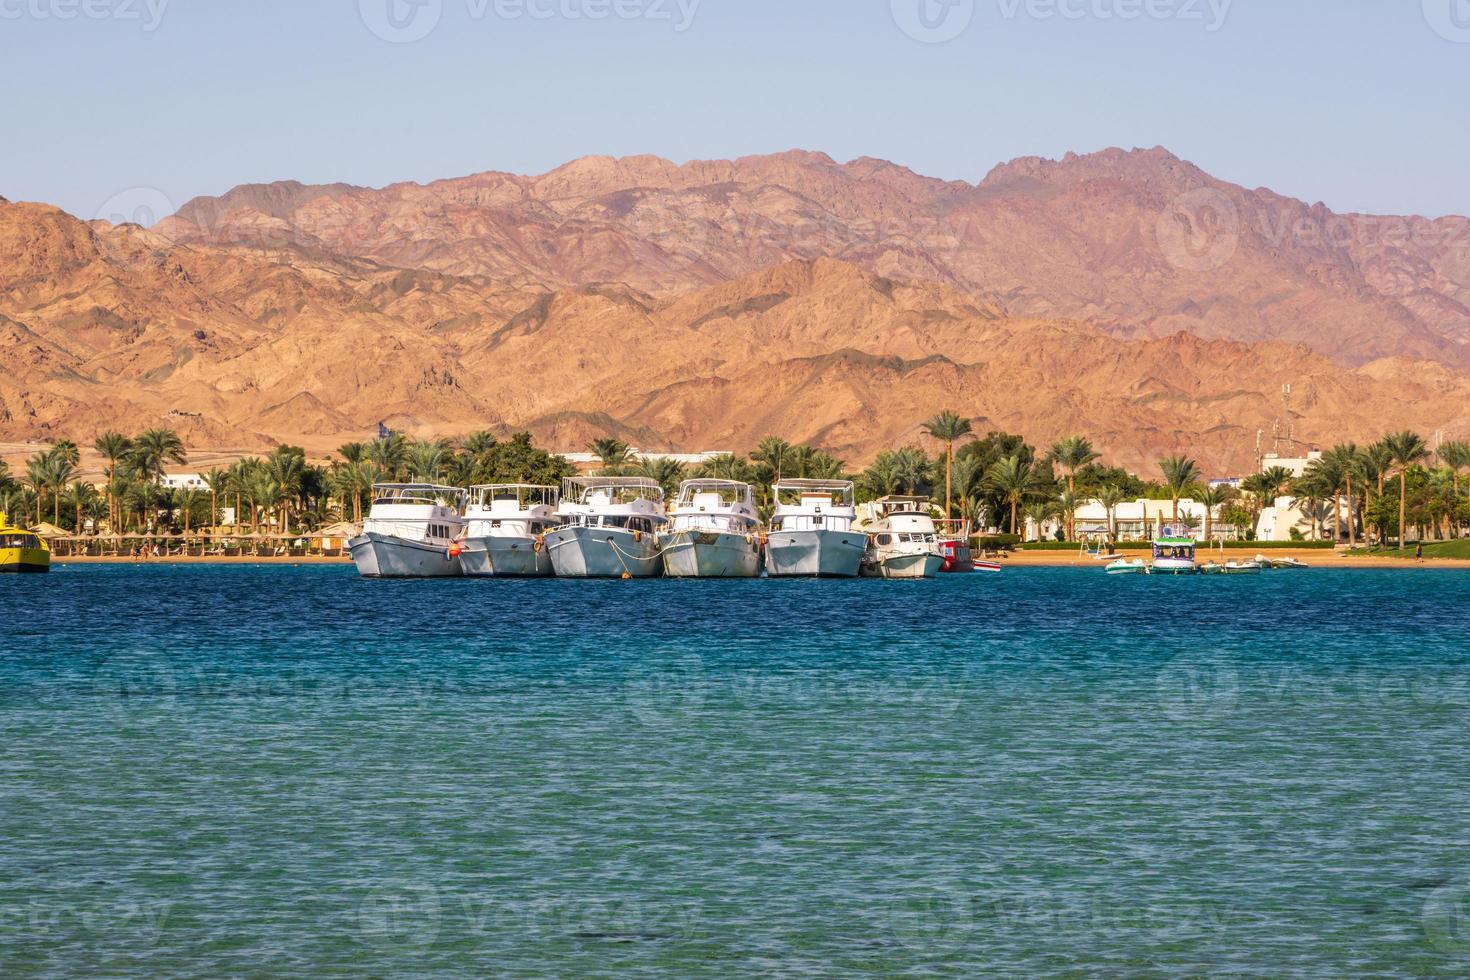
[3, 563, 1470, 977]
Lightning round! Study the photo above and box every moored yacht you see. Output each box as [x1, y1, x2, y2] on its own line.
[764, 479, 866, 578]
[1150, 526, 1198, 575]
[459, 485, 559, 577]
[854, 496, 946, 580]
[349, 484, 467, 578]
[544, 477, 667, 579]
[659, 479, 762, 578]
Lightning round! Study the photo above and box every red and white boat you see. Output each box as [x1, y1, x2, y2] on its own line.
[935, 519, 975, 573]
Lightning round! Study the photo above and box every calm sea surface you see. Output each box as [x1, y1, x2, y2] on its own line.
[3, 564, 1470, 977]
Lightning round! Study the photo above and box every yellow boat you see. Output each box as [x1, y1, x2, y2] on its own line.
[0, 510, 51, 573]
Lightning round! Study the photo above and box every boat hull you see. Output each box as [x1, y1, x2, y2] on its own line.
[1150, 559, 1197, 575]
[938, 541, 974, 573]
[0, 557, 50, 573]
[660, 530, 760, 578]
[764, 528, 865, 578]
[349, 532, 463, 579]
[545, 526, 663, 578]
[862, 550, 945, 580]
[459, 536, 553, 577]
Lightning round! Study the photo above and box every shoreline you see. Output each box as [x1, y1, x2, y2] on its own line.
[997, 548, 1470, 569]
[50, 550, 1470, 569]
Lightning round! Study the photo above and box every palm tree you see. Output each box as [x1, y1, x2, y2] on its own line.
[696, 453, 754, 483]
[1023, 499, 1060, 544]
[1438, 440, 1470, 537]
[266, 449, 306, 535]
[174, 488, 206, 538]
[1383, 430, 1429, 549]
[859, 454, 902, 499]
[951, 454, 984, 523]
[588, 437, 632, 472]
[1097, 484, 1127, 540]
[922, 410, 974, 520]
[1048, 436, 1101, 539]
[129, 428, 187, 484]
[201, 468, 228, 531]
[1195, 484, 1234, 543]
[1158, 455, 1200, 523]
[65, 481, 100, 535]
[94, 431, 132, 532]
[984, 455, 1046, 539]
[890, 447, 931, 496]
[367, 435, 408, 480]
[751, 437, 797, 485]
[635, 457, 686, 499]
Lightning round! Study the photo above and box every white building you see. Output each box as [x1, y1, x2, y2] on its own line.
[1030, 497, 1240, 543]
[559, 449, 731, 469]
[1260, 451, 1323, 479]
[161, 473, 209, 491]
[1255, 495, 1350, 542]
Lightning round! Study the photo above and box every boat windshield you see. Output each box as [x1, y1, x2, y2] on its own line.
[1, 533, 42, 549]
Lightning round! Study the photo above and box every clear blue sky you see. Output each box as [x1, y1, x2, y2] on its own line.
[3, 0, 1467, 221]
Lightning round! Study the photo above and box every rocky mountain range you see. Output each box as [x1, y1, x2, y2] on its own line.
[4, 147, 1469, 476]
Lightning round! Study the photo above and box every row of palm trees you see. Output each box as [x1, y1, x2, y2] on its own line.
[1289, 433, 1470, 549]
[6, 421, 1464, 549]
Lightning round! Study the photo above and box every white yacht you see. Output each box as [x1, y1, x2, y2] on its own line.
[854, 495, 946, 580]
[764, 479, 866, 578]
[659, 479, 762, 578]
[459, 484, 559, 577]
[349, 484, 467, 578]
[544, 477, 667, 578]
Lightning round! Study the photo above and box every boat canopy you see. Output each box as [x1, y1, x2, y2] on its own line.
[370, 484, 466, 506]
[467, 484, 559, 508]
[871, 495, 934, 515]
[674, 479, 754, 509]
[563, 476, 664, 503]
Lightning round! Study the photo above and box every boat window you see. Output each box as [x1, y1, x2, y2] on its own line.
[876, 534, 892, 546]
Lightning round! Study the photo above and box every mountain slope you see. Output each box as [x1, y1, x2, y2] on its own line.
[4, 196, 1469, 474]
[155, 147, 1470, 368]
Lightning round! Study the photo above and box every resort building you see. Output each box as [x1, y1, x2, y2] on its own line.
[1259, 451, 1323, 478]
[1254, 495, 1350, 542]
[1032, 497, 1240, 543]
[161, 473, 209, 491]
